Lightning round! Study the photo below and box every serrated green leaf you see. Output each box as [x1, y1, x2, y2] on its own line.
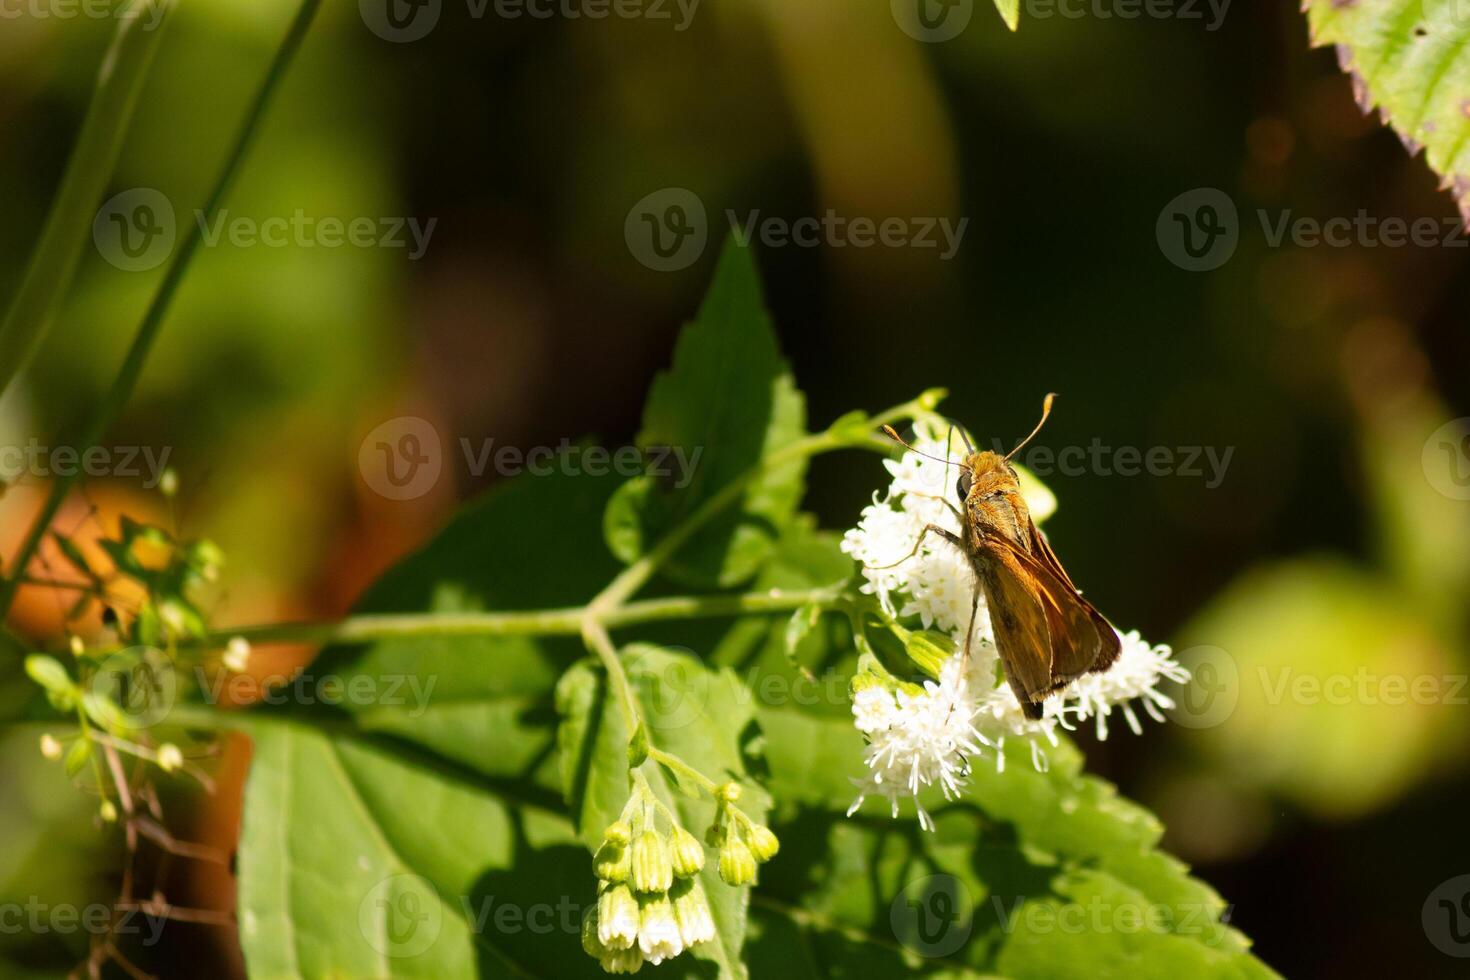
[606, 238, 809, 588]
[1307, 0, 1470, 221]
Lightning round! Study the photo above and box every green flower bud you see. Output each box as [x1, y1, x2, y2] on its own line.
[716, 781, 742, 805]
[747, 824, 780, 863]
[597, 883, 639, 951]
[600, 946, 644, 975]
[604, 821, 632, 846]
[717, 838, 756, 887]
[630, 831, 672, 893]
[594, 841, 630, 883]
[668, 826, 705, 878]
[669, 878, 715, 948]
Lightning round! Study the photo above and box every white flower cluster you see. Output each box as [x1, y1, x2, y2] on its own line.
[839, 418, 1189, 829]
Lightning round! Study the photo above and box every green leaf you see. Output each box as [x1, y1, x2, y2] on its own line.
[1306, 0, 1470, 222]
[63, 738, 93, 778]
[310, 469, 625, 783]
[23, 655, 73, 697]
[0, 6, 177, 402]
[556, 644, 771, 979]
[237, 718, 601, 979]
[1176, 557, 1453, 818]
[605, 238, 809, 588]
[751, 742, 1278, 978]
[993, 0, 1020, 31]
[234, 471, 625, 976]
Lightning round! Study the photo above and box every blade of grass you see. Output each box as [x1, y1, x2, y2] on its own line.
[0, 0, 325, 616]
[0, 3, 178, 404]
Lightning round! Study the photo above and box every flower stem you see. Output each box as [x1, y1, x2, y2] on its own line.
[195, 585, 845, 648]
[0, 0, 324, 618]
[0, 3, 178, 403]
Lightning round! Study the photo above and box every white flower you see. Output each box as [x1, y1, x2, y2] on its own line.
[637, 895, 683, 965]
[670, 879, 716, 948]
[851, 685, 898, 734]
[598, 884, 639, 950]
[841, 417, 1188, 828]
[846, 653, 992, 831]
[222, 636, 251, 673]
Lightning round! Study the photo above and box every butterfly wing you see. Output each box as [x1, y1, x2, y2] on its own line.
[977, 545, 1056, 719]
[979, 535, 1121, 718]
[1023, 525, 1121, 679]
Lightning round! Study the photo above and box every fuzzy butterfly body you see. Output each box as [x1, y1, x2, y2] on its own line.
[882, 394, 1121, 719]
[957, 448, 1120, 719]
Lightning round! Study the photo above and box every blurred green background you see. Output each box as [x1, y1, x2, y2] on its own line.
[2, 0, 1469, 976]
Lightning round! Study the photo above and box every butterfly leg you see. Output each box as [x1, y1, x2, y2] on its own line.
[900, 490, 966, 525]
[864, 523, 964, 570]
[963, 584, 980, 665]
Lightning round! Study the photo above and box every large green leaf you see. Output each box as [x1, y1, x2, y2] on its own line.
[310, 469, 624, 784]
[237, 718, 601, 979]
[604, 239, 808, 589]
[556, 645, 771, 979]
[751, 742, 1278, 979]
[1307, 0, 1470, 221]
[234, 471, 624, 976]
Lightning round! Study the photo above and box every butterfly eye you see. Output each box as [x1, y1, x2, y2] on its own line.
[956, 471, 972, 501]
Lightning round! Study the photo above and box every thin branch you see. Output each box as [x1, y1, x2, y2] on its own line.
[0, 0, 325, 616]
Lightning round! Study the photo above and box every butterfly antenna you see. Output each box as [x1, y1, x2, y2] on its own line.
[945, 418, 975, 453]
[1004, 392, 1056, 461]
[882, 425, 952, 465]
